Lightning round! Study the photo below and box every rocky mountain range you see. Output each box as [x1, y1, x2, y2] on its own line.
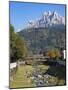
[18, 11, 66, 54]
[27, 11, 65, 28]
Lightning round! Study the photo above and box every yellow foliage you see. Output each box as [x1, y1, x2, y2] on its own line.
[47, 50, 61, 59]
[54, 50, 61, 58]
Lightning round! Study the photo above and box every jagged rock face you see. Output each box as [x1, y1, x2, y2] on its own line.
[18, 11, 66, 54]
[27, 11, 65, 28]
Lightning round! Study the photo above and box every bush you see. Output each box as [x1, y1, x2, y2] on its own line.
[47, 50, 61, 59]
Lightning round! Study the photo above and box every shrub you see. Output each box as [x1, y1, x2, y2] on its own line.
[47, 50, 61, 59]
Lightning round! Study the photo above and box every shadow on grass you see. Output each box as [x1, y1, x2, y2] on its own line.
[43, 61, 66, 85]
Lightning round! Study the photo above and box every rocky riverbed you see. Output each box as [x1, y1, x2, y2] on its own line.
[30, 64, 66, 87]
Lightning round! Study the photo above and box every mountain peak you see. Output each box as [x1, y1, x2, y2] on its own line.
[43, 11, 51, 16]
[52, 11, 58, 15]
[27, 11, 65, 28]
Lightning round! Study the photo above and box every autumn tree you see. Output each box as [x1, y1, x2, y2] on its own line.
[47, 50, 61, 59]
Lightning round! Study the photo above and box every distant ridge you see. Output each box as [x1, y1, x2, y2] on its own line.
[27, 11, 65, 29]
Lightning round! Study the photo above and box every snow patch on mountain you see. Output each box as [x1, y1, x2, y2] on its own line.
[27, 11, 65, 28]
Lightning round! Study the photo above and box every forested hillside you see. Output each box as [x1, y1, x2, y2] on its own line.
[18, 27, 65, 54]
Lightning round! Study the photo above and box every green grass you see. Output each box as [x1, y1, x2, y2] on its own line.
[10, 65, 32, 88]
[10, 65, 33, 88]
[10, 65, 49, 88]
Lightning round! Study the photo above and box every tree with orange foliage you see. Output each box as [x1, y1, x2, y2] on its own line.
[47, 50, 61, 60]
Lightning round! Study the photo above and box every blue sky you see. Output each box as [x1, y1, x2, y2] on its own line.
[10, 2, 66, 32]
